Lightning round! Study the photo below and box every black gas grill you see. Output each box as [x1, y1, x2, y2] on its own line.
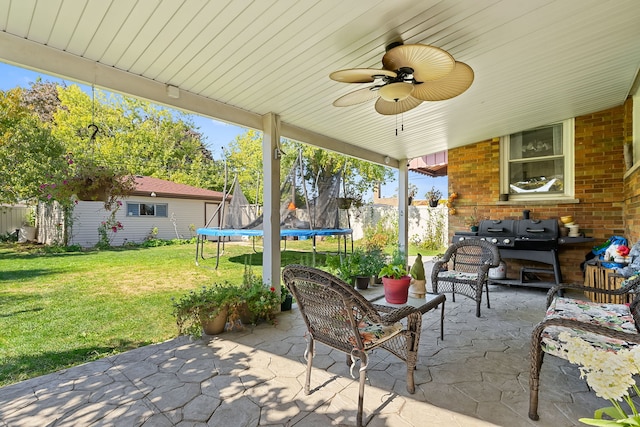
[453, 219, 562, 287]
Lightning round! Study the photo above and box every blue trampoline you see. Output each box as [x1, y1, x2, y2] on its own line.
[195, 227, 353, 267]
[195, 152, 353, 268]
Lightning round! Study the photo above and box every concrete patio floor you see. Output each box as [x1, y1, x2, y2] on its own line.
[0, 283, 607, 426]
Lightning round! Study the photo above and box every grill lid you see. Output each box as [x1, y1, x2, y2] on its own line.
[477, 219, 516, 237]
[515, 219, 558, 239]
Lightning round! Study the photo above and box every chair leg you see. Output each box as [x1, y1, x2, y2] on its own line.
[485, 281, 491, 309]
[304, 337, 314, 395]
[528, 327, 546, 420]
[405, 312, 421, 394]
[440, 299, 445, 340]
[357, 352, 367, 427]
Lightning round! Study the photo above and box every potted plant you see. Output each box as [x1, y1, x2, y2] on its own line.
[239, 264, 281, 325]
[326, 253, 358, 286]
[40, 153, 136, 211]
[280, 284, 293, 311]
[426, 186, 442, 208]
[171, 281, 238, 337]
[379, 250, 411, 304]
[362, 247, 387, 286]
[466, 207, 480, 232]
[408, 253, 427, 298]
[350, 248, 372, 290]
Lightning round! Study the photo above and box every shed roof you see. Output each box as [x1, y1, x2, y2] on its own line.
[131, 176, 226, 202]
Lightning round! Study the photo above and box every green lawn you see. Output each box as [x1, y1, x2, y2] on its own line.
[0, 238, 436, 386]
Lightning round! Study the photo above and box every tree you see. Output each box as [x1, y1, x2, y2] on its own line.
[224, 130, 268, 204]
[50, 85, 224, 190]
[0, 88, 67, 205]
[223, 130, 394, 205]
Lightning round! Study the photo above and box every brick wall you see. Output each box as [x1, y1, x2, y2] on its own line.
[449, 101, 631, 283]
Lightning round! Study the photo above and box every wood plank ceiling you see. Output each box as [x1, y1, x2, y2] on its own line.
[1, 0, 639, 166]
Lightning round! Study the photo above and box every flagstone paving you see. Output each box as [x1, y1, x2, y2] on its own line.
[0, 283, 607, 426]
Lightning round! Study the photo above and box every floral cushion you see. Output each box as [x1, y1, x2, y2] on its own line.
[541, 297, 639, 358]
[348, 319, 403, 350]
[437, 271, 479, 282]
[621, 274, 640, 290]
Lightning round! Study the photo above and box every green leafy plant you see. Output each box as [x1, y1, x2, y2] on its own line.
[171, 281, 239, 337]
[280, 284, 291, 303]
[241, 264, 280, 324]
[23, 207, 36, 227]
[326, 253, 359, 284]
[379, 249, 408, 279]
[379, 264, 408, 279]
[362, 248, 387, 278]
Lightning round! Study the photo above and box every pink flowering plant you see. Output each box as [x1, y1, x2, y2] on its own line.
[96, 202, 124, 249]
[558, 332, 640, 426]
[39, 153, 135, 211]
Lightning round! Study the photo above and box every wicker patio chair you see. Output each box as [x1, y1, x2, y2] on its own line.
[282, 264, 424, 427]
[431, 239, 501, 317]
[528, 275, 640, 420]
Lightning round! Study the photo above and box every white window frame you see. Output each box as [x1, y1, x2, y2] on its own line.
[500, 118, 575, 201]
[633, 89, 640, 166]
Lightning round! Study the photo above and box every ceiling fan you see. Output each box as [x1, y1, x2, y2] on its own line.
[329, 41, 474, 115]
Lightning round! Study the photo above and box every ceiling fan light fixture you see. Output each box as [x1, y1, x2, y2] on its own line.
[379, 82, 413, 102]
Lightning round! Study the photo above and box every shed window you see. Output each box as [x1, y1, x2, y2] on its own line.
[127, 203, 168, 217]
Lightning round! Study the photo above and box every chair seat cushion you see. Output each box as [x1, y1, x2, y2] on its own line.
[349, 319, 403, 349]
[541, 297, 639, 358]
[437, 271, 479, 281]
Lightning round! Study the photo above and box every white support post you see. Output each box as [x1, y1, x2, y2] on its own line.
[398, 160, 409, 261]
[262, 113, 281, 288]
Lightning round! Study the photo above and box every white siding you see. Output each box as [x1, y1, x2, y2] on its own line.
[68, 196, 214, 247]
[0, 204, 30, 236]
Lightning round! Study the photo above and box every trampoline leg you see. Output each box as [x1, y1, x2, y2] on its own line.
[195, 236, 201, 266]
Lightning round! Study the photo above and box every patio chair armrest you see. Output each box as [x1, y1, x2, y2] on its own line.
[532, 316, 640, 344]
[371, 304, 421, 324]
[546, 281, 639, 307]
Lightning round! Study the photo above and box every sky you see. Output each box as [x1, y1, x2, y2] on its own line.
[0, 62, 447, 201]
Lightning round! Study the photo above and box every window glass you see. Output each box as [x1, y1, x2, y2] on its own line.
[140, 204, 155, 216]
[127, 203, 139, 216]
[155, 204, 168, 217]
[501, 119, 574, 199]
[126, 202, 168, 217]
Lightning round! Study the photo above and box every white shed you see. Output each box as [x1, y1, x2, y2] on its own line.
[39, 176, 227, 248]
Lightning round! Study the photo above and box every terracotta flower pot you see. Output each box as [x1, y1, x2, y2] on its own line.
[382, 276, 411, 304]
[201, 307, 228, 335]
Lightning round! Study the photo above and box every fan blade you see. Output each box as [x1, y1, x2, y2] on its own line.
[333, 86, 380, 107]
[382, 44, 454, 81]
[374, 96, 422, 115]
[330, 68, 396, 83]
[411, 61, 474, 101]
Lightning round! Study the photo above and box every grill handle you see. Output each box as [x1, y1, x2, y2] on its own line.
[486, 228, 505, 232]
[525, 228, 546, 233]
